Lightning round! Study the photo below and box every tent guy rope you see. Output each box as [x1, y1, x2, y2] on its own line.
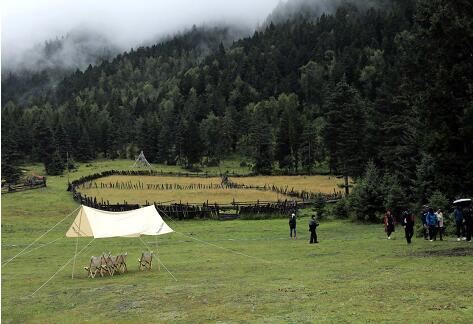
[138, 236, 178, 281]
[2, 205, 81, 267]
[155, 206, 271, 264]
[31, 238, 96, 297]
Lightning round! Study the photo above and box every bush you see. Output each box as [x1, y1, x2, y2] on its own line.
[348, 161, 384, 222]
[382, 173, 408, 219]
[332, 198, 349, 219]
[428, 190, 449, 212]
[313, 193, 327, 219]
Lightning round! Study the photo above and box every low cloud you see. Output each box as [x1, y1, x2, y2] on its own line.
[2, 0, 281, 70]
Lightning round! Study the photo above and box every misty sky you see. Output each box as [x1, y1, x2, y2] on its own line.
[2, 0, 282, 65]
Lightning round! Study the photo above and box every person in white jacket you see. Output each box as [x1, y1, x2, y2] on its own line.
[436, 209, 445, 241]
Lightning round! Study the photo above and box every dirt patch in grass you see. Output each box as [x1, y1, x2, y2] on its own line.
[410, 247, 473, 257]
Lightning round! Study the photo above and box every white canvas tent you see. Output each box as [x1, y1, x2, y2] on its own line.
[66, 205, 173, 238]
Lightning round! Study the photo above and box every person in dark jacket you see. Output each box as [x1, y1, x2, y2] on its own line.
[289, 213, 297, 239]
[426, 208, 438, 241]
[464, 207, 473, 242]
[401, 209, 415, 244]
[421, 206, 429, 240]
[384, 209, 395, 239]
[309, 215, 319, 244]
[454, 206, 464, 241]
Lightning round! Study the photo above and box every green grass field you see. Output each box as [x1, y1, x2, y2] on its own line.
[2, 160, 473, 322]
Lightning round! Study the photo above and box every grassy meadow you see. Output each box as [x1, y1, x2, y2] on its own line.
[2, 160, 473, 322]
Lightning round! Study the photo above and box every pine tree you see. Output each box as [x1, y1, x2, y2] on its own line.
[252, 120, 273, 175]
[46, 149, 65, 175]
[75, 126, 93, 162]
[34, 118, 63, 175]
[54, 124, 71, 162]
[1, 132, 22, 183]
[348, 161, 384, 222]
[181, 118, 204, 168]
[324, 79, 366, 179]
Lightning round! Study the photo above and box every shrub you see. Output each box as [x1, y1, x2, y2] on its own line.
[313, 193, 327, 219]
[382, 173, 408, 220]
[348, 161, 384, 222]
[428, 190, 449, 212]
[332, 198, 349, 219]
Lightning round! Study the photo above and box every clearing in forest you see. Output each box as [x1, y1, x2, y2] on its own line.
[77, 175, 344, 205]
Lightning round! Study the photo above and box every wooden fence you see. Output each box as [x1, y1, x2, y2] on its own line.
[69, 169, 342, 219]
[1, 182, 46, 194]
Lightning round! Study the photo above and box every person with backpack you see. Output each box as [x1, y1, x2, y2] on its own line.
[309, 215, 319, 244]
[289, 213, 297, 239]
[401, 209, 415, 244]
[384, 209, 395, 240]
[426, 208, 438, 241]
[421, 206, 429, 240]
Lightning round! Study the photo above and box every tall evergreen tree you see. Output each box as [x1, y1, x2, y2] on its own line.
[324, 79, 366, 180]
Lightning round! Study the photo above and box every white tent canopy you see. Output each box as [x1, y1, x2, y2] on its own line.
[66, 205, 173, 238]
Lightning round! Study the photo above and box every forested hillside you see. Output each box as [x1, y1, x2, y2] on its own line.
[2, 0, 472, 211]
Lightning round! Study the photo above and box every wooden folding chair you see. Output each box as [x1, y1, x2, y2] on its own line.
[108, 252, 128, 275]
[138, 252, 153, 271]
[84, 255, 106, 278]
[116, 253, 128, 274]
[102, 252, 116, 276]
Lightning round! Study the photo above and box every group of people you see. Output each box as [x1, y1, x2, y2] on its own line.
[384, 204, 473, 244]
[289, 203, 473, 245]
[289, 213, 319, 244]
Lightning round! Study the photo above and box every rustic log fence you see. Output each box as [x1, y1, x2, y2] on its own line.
[68, 169, 342, 219]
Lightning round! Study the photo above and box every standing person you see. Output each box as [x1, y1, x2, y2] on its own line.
[309, 215, 319, 244]
[384, 209, 395, 240]
[464, 206, 472, 242]
[426, 208, 438, 241]
[454, 206, 464, 241]
[289, 213, 297, 239]
[421, 206, 429, 240]
[436, 209, 445, 241]
[401, 209, 415, 244]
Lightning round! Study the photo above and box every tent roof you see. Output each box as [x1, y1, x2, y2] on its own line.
[66, 205, 173, 238]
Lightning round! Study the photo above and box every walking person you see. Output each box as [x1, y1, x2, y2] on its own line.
[454, 206, 464, 241]
[401, 209, 415, 244]
[384, 209, 395, 240]
[309, 215, 319, 244]
[426, 208, 438, 241]
[436, 209, 445, 241]
[289, 213, 297, 239]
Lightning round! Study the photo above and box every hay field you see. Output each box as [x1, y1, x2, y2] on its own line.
[77, 175, 344, 204]
[231, 175, 346, 194]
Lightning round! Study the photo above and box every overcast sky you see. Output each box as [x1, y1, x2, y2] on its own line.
[2, 0, 282, 66]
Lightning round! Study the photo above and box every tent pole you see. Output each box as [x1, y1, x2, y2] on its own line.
[32, 238, 95, 297]
[155, 234, 160, 272]
[71, 234, 79, 279]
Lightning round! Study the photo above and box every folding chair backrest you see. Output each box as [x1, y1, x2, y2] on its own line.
[85, 255, 106, 278]
[138, 251, 153, 270]
[90, 256, 103, 270]
[142, 252, 153, 262]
